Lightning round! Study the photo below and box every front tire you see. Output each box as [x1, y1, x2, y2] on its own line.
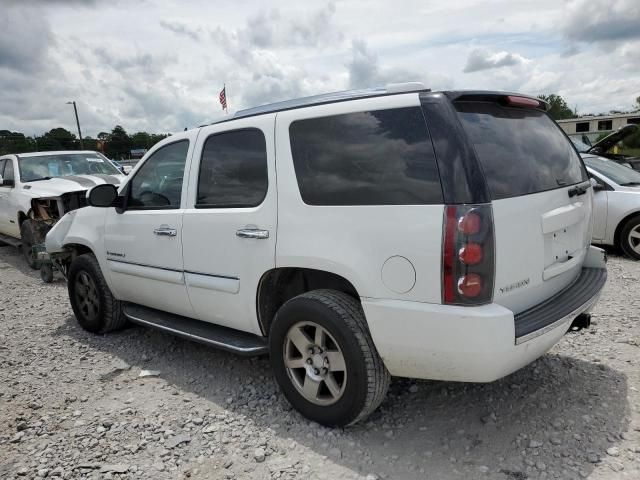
[269, 289, 390, 427]
[40, 264, 54, 283]
[20, 220, 39, 269]
[619, 216, 640, 260]
[68, 253, 126, 333]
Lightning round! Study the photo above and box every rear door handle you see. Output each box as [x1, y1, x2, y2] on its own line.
[236, 228, 269, 239]
[153, 225, 177, 237]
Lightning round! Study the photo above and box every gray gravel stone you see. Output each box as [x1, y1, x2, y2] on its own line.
[254, 447, 266, 463]
[0, 240, 639, 480]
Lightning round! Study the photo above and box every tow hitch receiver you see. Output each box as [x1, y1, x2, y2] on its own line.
[568, 313, 591, 332]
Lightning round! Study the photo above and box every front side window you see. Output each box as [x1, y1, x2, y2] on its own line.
[196, 129, 268, 208]
[128, 140, 189, 209]
[289, 107, 442, 205]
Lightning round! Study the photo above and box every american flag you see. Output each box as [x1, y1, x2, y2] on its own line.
[219, 86, 227, 111]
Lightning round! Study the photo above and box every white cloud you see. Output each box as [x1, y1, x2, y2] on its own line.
[563, 0, 640, 43]
[1, 0, 639, 138]
[463, 49, 530, 73]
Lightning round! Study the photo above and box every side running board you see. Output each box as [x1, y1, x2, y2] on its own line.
[0, 233, 22, 248]
[122, 303, 268, 356]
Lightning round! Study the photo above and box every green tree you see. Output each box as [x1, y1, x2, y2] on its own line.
[83, 136, 98, 152]
[130, 131, 151, 149]
[106, 125, 131, 159]
[538, 94, 575, 120]
[0, 130, 33, 154]
[635, 96, 640, 110]
[34, 127, 78, 151]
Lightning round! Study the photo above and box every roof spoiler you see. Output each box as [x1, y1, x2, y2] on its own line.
[445, 91, 548, 111]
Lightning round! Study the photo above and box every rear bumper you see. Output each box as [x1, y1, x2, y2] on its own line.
[514, 266, 606, 343]
[362, 251, 607, 383]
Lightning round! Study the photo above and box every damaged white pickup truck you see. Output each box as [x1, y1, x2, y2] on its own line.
[0, 151, 124, 274]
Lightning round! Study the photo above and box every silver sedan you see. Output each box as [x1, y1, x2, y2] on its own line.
[584, 154, 640, 259]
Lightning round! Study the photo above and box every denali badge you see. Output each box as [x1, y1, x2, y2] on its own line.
[499, 278, 530, 294]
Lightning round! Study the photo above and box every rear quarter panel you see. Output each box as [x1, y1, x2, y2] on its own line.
[274, 94, 443, 303]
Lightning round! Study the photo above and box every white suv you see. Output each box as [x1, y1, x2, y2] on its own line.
[45, 85, 607, 426]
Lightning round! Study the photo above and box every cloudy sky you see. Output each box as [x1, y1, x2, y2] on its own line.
[1, 0, 639, 137]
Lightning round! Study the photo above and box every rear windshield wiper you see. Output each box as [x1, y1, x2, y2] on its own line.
[25, 176, 53, 182]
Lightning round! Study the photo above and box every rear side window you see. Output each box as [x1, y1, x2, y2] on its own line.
[455, 102, 587, 200]
[196, 129, 268, 208]
[289, 107, 442, 205]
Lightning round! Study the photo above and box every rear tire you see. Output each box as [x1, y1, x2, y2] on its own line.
[269, 289, 390, 427]
[619, 216, 640, 260]
[68, 253, 126, 333]
[20, 220, 39, 269]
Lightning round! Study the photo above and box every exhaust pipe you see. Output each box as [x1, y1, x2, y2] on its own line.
[568, 313, 591, 332]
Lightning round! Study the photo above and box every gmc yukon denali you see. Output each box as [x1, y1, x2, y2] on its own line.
[45, 84, 607, 426]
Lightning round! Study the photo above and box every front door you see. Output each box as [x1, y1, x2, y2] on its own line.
[104, 133, 198, 317]
[590, 173, 609, 241]
[181, 114, 277, 335]
[0, 158, 18, 237]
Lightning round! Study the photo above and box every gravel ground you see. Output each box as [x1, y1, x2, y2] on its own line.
[1, 244, 639, 480]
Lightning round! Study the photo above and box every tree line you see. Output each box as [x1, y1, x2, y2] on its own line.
[2, 94, 638, 158]
[0, 125, 170, 160]
[537, 94, 640, 121]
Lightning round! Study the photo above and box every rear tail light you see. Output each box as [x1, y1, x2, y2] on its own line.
[505, 95, 541, 109]
[442, 205, 495, 305]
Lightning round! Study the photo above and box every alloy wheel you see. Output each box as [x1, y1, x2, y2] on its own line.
[283, 321, 347, 406]
[75, 271, 100, 321]
[628, 224, 640, 255]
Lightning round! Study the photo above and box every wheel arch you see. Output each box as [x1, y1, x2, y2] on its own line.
[63, 242, 95, 257]
[256, 267, 360, 336]
[613, 210, 640, 248]
[17, 211, 29, 226]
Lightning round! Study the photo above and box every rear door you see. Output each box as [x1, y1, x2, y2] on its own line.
[0, 159, 8, 234]
[454, 99, 591, 313]
[104, 134, 197, 317]
[181, 115, 277, 335]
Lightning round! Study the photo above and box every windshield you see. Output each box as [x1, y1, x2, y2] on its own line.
[585, 156, 640, 186]
[18, 153, 121, 182]
[570, 137, 591, 153]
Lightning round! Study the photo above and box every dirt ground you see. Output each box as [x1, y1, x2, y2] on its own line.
[0, 243, 639, 480]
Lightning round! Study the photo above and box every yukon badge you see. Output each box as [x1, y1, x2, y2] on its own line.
[499, 278, 530, 294]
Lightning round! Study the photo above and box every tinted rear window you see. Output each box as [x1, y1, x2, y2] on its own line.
[289, 107, 442, 205]
[455, 102, 587, 200]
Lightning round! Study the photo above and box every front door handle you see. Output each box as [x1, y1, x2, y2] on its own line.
[236, 228, 269, 239]
[154, 225, 177, 237]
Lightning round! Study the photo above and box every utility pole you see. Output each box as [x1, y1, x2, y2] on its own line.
[66, 101, 84, 149]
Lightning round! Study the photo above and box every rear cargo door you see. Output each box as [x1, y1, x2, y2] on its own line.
[455, 100, 591, 313]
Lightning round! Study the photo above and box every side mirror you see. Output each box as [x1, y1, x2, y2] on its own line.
[590, 177, 605, 191]
[88, 184, 119, 207]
